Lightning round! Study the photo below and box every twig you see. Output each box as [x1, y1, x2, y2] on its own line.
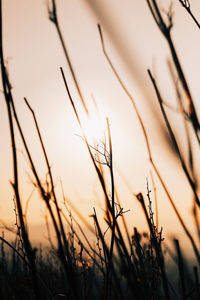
[174, 239, 186, 299]
[60, 67, 112, 217]
[148, 70, 200, 207]
[136, 192, 170, 299]
[97, 23, 200, 265]
[178, 0, 200, 29]
[150, 171, 159, 229]
[0, 2, 40, 298]
[0, 237, 54, 299]
[48, 0, 88, 114]
[24, 97, 71, 268]
[146, 0, 200, 144]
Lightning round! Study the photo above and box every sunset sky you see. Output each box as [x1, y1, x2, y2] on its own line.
[0, 0, 200, 245]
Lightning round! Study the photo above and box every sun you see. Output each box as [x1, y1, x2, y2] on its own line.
[81, 109, 107, 145]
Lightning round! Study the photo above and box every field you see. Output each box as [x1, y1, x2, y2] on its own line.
[0, 1, 200, 299]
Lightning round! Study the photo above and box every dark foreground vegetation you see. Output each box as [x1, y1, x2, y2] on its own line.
[0, 0, 200, 299]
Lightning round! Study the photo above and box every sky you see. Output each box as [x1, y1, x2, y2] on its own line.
[0, 0, 200, 247]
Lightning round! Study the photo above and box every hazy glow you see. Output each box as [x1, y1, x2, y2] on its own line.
[0, 0, 200, 246]
[81, 104, 107, 144]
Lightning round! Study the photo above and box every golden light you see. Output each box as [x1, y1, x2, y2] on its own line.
[80, 102, 107, 145]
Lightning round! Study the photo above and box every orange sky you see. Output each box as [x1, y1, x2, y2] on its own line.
[0, 0, 200, 245]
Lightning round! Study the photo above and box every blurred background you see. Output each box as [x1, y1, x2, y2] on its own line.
[0, 0, 200, 250]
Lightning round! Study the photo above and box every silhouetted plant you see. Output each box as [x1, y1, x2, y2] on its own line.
[0, 1, 200, 299]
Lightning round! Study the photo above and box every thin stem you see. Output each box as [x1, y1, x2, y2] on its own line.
[148, 70, 200, 207]
[49, 0, 88, 114]
[174, 239, 186, 299]
[60, 67, 112, 214]
[97, 24, 200, 265]
[0, 237, 54, 299]
[146, 0, 200, 142]
[24, 97, 71, 263]
[178, 0, 200, 29]
[0, 2, 40, 298]
[137, 193, 170, 299]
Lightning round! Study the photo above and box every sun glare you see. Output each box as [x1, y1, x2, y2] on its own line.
[80, 104, 107, 145]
